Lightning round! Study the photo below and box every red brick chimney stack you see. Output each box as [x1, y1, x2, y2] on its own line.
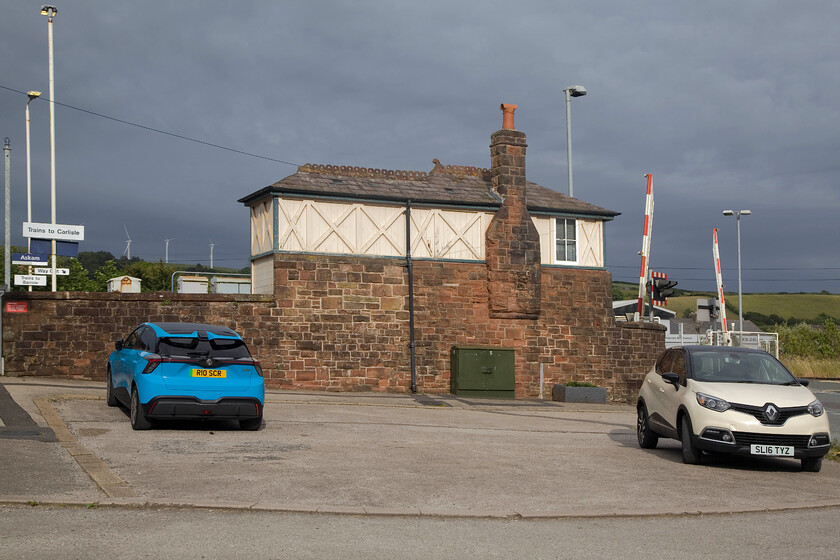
[485, 104, 542, 319]
[500, 103, 517, 130]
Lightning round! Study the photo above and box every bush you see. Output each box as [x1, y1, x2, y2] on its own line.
[564, 381, 598, 388]
[777, 319, 840, 359]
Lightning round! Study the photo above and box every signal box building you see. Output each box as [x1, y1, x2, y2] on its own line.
[238, 105, 664, 401]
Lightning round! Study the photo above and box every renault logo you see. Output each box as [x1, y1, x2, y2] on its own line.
[764, 403, 780, 422]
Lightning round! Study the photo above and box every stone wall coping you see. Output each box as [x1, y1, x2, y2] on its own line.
[618, 320, 667, 332]
[1, 291, 275, 303]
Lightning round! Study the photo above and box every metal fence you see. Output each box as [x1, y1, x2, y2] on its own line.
[665, 328, 779, 359]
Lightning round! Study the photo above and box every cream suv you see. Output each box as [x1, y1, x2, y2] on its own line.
[637, 346, 830, 472]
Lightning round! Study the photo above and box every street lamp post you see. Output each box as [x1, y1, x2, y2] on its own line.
[26, 91, 41, 291]
[41, 5, 58, 292]
[722, 209, 751, 333]
[563, 85, 586, 198]
[3, 138, 10, 291]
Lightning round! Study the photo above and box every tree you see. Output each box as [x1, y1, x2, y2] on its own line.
[122, 260, 176, 292]
[57, 259, 97, 292]
[142, 260, 177, 292]
[94, 260, 121, 291]
[76, 251, 116, 277]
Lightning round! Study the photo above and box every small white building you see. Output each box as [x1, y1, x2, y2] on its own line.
[107, 275, 142, 293]
[210, 276, 251, 294]
[177, 275, 209, 294]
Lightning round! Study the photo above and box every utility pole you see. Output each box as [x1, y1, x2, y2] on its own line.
[3, 138, 10, 290]
[26, 91, 41, 292]
[41, 5, 59, 291]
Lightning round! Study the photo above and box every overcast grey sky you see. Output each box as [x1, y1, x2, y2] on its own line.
[1, 1, 838, 293]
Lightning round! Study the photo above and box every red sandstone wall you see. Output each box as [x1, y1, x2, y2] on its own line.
[1, 292, 276, 380]
[410, 260, 664, 401]
[0, 254, 663, 402]
[271, 256, 410, 391]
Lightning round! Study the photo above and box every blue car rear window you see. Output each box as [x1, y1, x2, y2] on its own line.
[158, 337, 251, 359]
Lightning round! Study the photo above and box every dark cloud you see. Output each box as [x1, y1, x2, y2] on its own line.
[1, 1, 838, 291]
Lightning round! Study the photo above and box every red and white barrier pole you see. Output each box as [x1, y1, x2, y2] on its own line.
[635, 174, 654, 321]
[712, 228, 730, 345]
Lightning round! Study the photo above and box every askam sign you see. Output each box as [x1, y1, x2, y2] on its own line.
[12, 253, 49, 265]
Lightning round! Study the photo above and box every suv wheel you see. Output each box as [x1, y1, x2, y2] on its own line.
[106, 367, 118, 407]
[801, 457, 822, 472]
[240, 415, 262, 431]
[637, 404, 659, 449]
[680, 416, 702, 465]
[130, 386, 153, 431]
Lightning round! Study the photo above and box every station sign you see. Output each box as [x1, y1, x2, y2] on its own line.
[22, 222, 85, 242]
[34, 267, 69, 276]
[14, 274, 47, 286]
[29, 238, 79, 258]
[12, 253, 49, 265]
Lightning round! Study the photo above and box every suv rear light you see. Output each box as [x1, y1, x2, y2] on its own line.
[142, 354, 163, 374]
[254, 361, 263, 377]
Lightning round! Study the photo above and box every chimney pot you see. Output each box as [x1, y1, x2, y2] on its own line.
[500, 103, 518, 130]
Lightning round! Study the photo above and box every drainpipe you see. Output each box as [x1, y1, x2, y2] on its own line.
[406, 200, 417, 393]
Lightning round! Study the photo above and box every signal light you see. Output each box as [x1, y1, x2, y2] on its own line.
[650, 272, 678, 306]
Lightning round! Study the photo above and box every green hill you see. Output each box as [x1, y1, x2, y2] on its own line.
[611, 281, 840, 324]
[663, 294, 840, 323]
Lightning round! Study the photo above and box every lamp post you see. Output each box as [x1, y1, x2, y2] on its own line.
[41, 4, 58, 292]
[563, 85, 586, 198]
[722, 209, 751, 332]
[3, 138, 10, 291]
[26, 91, 41, 291]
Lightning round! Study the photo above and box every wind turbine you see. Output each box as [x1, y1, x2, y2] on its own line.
[123, 226, 132, 259]
[209, 240, 215, 269]
[164, 238, 175, 263]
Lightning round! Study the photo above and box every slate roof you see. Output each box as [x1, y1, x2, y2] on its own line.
[239, 162, 619, 219]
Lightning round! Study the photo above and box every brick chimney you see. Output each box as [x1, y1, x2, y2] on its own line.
[485, 104, 542, 319]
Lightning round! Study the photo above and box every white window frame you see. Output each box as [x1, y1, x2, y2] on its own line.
[553, 217, 578, 265]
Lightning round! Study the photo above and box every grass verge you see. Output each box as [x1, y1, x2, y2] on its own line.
[829, 441, 840, 464]
[779, 357, 840, 379]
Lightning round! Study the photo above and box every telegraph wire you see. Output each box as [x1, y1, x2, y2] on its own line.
[0, 84, 300, 167]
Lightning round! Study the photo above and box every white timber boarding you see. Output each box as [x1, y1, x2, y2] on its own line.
[248, 196, 605, 293]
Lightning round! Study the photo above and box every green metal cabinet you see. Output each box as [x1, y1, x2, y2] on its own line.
[450, 346, 515, 398]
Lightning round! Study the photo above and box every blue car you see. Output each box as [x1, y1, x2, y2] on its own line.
[107, 322, 264, 430]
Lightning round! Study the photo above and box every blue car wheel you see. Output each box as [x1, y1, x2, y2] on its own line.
[130, 386, 153, 430]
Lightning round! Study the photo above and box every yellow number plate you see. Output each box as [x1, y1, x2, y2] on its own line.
[191, 368, 227, 378]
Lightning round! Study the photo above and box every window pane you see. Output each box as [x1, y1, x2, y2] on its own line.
[159, 337, 251, 359]
[555, 218, 577, 262]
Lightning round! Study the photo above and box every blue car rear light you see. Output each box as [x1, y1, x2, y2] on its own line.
[142, 354, 163, 374]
